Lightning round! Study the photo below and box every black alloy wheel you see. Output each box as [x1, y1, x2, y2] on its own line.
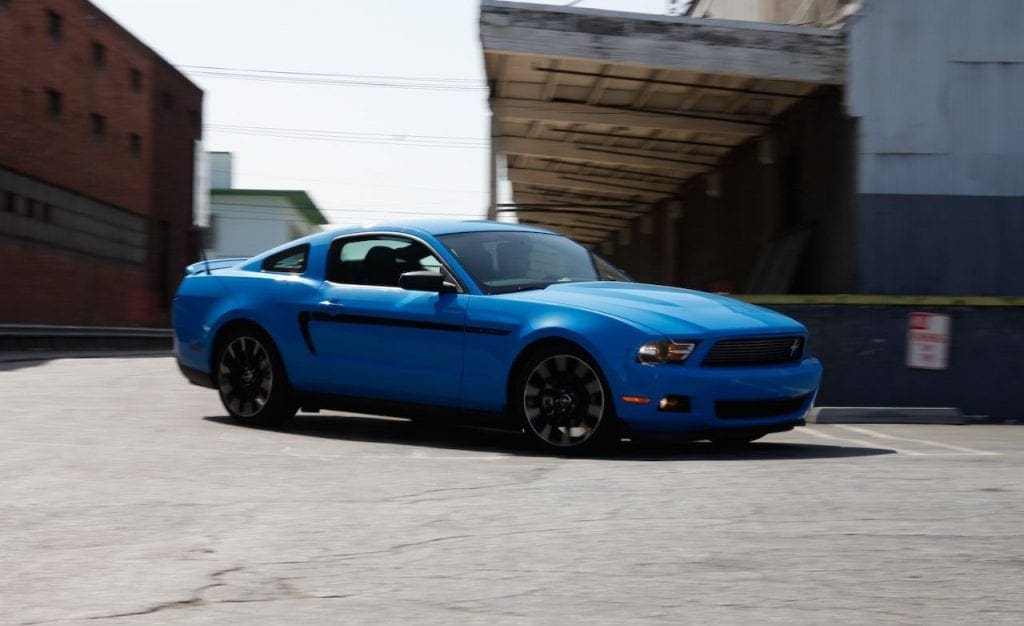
[516, 346, 618, 454]
[216, 329, 297, 426]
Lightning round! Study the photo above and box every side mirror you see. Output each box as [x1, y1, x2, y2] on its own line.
[399, 270, 457, 293]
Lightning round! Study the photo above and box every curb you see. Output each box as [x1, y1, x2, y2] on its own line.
[808, 406, 966, 425]
[0, 350, 172, 364]
[0, 325, 173, 361]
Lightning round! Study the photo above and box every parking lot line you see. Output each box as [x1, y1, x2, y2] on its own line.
[834, 425, 1001, 456]
[800, 425, 925, 455]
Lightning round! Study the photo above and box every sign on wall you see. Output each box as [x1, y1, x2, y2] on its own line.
[906, 312, 951, 370]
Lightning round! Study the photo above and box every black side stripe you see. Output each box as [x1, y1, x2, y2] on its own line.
[299, 310, 511, 354]
[311, 311, 463, 332]
[465, 326, 511, 336]
[298, 311, 317, 355]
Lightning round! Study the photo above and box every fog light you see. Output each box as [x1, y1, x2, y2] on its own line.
[658, 395, 691, 413]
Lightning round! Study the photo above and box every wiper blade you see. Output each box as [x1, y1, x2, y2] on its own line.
[515, 282, 552, 292]
[492, 282, 553, 294]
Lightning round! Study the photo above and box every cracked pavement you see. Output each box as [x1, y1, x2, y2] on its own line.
[1, 357, 1022, 624]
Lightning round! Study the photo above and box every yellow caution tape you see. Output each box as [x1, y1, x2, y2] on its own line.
[733, 294, 1024, 307]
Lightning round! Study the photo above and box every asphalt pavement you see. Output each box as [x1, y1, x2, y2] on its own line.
[1, 357, 1022, 624]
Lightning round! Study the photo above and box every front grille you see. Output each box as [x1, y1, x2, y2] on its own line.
[716, 394, 810, 419]
[702, 335, 804, 367]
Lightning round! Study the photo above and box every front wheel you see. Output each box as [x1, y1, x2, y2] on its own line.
[216, 329, 297, 427]
[513, 345, 619, 454]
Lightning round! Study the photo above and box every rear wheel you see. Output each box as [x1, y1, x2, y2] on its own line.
[216, 328, 297, 426]
[514, 345, 619, 454]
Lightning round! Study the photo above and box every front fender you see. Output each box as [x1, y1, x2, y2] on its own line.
[460, 296, 658, 414]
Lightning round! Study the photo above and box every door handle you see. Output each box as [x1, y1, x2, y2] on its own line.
[317, 299, 344, 308]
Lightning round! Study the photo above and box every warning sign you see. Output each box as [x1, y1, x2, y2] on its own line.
[906, 312, 951, 370]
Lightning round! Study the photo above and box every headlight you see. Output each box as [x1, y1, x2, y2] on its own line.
[637, 339, 697, 364]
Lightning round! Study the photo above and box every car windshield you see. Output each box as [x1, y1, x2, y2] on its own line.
[438, 230, 631, 294]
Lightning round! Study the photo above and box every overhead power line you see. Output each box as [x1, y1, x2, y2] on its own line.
[208, 198, 484, 219]
[205, 123, 490, 149]
[179, 64, 487, 92]
[231, 170, 486, 196]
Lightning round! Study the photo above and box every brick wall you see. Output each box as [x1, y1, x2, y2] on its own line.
[0, 0, 153, 211]
[0, 0, 202, 326]
[149, 62, 204, 311]
[0, 240, 156, 326]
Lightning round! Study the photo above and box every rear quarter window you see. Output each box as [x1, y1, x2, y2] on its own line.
[262, 244, 309, 273]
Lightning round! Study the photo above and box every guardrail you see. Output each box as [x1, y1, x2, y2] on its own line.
[0, 324, 173, 359]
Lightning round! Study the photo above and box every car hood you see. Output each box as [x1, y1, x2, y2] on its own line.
[502, 282, 805, 336]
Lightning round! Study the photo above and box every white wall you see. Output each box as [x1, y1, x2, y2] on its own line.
[193, 143, 210, 228]
[691, 0, 764, 20]
[208, 152, 234, 190]
[206, 194, 314, 259]
[691, 0, 843, 23]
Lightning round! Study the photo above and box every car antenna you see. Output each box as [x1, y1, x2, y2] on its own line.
[197, 228, 212, 275]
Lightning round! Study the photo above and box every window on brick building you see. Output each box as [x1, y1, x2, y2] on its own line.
[160, 91, 174, 110]
[45, 89, 62, 120]
[130, 68, 142, 92]
[90, 113, 107, 140]
[2, 191, 15, 213]
[92, 42, 106, 68]
[129, 133, 142, 157]
[46, 10, 62, 40]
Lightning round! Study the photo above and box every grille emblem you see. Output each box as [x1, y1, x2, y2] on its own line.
[790, 338, 802, 357]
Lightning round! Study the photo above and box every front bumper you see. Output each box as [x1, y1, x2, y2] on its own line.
[613, 356, 822, 435]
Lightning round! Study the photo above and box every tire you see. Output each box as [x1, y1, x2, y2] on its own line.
[215, 327, 298, 427]
[513, 344, 619, 454]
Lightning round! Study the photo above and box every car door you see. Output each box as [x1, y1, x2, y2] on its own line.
[304, 234, 468, 407]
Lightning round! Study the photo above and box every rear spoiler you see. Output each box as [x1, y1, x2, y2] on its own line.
[184, 258, 249, 276]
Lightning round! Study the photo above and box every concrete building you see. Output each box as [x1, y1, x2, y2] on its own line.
[0, 0, 202, 326]
[205, 153, 327, 259]
[482, 0, 1024, 297]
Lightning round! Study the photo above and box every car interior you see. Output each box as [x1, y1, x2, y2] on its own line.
[328, 240, 439, 288]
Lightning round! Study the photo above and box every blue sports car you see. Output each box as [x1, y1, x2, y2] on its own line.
[173, 220, 821, 453]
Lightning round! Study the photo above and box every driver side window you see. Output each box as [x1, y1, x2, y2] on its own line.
[326, 236, 441, 287]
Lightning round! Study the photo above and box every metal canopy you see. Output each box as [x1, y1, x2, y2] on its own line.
[481, 0, 846, 244]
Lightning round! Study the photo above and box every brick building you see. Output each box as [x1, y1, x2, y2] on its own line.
[0, 0, 202, 326]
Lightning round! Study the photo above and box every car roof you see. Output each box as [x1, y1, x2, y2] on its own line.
[318, 219, 557, 239]
[243, 219, 566, 270]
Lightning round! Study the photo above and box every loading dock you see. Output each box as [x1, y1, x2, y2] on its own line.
[481, 0, 852, 292]
[480, 1, 1024, 419]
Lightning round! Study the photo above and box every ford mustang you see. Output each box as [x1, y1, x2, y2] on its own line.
[173, 220, 821, 453]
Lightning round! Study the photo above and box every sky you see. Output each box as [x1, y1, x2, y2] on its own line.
[89, 0, 671, 227]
